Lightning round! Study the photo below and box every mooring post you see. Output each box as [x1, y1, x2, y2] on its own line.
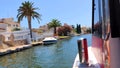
[83, 38, 88, 63]
[77, 38, 83, 63]
[77, 38, 89, 64]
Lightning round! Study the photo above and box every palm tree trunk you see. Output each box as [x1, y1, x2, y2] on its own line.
[54, 27, 56, 35]
[27, 16, 32, 40]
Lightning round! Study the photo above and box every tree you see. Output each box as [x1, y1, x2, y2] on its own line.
[76, 24, 81, 34]
[76, 24, 78, 33]
[63, 24, 72, 36]
[48, 19, 61, 35]
[78, 24, 81, 34]
[57, 24, 72, 36]
[17, 1, 41, 40]
[76, 24, 79, 33]
[12, 27, 21, 31]
[86, 28, 92, 33]
[71, 25, 76, 33]
[57, 26, 64, 36]
[71, 25, 75, 29]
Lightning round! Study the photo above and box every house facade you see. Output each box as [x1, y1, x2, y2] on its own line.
[0, 18, 31, 48]
[0, 18, 20, 32]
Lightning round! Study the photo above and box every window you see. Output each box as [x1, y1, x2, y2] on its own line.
[102, 0, 110, 39]
[8, 24, 11, 27]
[16, 25, 18, 27]
[109, 0, 120, 37]
[13, 25, 15, 27]
[93, 0, 102, 38]
[8, 37, 10, 40]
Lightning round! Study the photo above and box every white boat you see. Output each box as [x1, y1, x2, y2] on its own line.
[43, 37, 57, 45]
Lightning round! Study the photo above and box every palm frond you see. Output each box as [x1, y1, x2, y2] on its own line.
[48, 19, 61, 28]
[17, 1, 41, 23]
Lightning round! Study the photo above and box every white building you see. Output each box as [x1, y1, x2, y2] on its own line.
[0, 18, 20, 32]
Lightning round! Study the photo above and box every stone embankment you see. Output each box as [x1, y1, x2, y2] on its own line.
[0, 44, 32, 56]
[0, 41, 43, 56]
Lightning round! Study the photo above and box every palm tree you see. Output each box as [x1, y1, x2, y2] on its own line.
[17, 1, 41, 40]
[48, 19, 61, 36]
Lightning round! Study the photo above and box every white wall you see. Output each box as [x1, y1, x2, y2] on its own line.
[0, 23, 7, 32]
[0, 30, 31, 43]
[32, 30, 54, 42]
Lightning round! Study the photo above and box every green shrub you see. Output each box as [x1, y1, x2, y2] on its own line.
[12, 28, 21, 31]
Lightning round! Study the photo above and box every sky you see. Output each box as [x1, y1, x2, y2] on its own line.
[0, 0, 92, 28]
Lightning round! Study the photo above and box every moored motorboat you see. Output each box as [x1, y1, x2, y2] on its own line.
[42, 37, 57, 45]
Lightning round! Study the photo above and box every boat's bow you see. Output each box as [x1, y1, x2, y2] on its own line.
[73, 47, 100, 68]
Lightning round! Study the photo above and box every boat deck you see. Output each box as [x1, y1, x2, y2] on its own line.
[73, 47, 100, 68]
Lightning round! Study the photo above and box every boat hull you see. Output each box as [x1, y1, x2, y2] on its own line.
[43, 40, 57, 45]
[92, 35, 104, 68]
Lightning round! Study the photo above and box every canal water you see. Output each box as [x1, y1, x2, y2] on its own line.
[0, 34, 91, 68]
